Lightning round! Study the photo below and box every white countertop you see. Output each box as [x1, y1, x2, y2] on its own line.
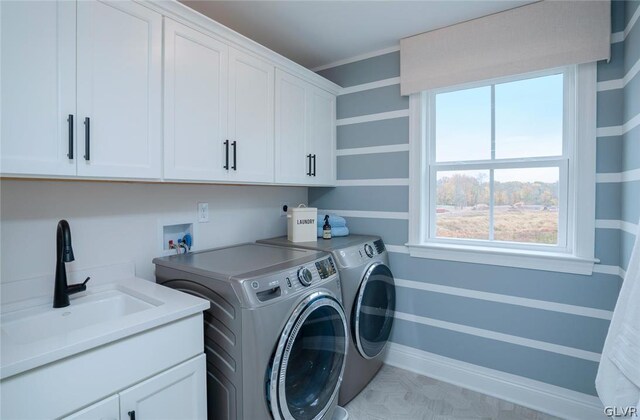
[0, 263, 209, 380]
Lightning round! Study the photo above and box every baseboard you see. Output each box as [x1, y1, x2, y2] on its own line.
[383, 343, 605, 420]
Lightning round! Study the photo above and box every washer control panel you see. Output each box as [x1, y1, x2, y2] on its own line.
[315, 257, 337, 279]
[243, 256, 338, 304]
[297, 267, 313, 286]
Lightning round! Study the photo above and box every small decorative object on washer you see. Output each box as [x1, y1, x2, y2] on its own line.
[317, 213, 349, 238]
[323, 215, 332, 240]
[287, 204, 317, 242]
[317, 226, 350, 238]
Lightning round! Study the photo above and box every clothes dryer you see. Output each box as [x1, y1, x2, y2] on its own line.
[257, 235, 395, 405]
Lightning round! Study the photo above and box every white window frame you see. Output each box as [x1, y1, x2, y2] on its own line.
[407, 63, 597, 275]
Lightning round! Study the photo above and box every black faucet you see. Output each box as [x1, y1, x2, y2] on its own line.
[54, 220, 90, 308]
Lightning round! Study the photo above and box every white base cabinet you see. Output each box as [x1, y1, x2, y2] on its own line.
[1, 314, 206, 419]
[63, 395, 120, 420]
[64, 355, 206, 420]
[119, 355, 206, 420]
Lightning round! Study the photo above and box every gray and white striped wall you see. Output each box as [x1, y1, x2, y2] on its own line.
[310, 1, 639, 417]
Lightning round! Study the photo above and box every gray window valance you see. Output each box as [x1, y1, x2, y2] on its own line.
[400, 0, 610, 96]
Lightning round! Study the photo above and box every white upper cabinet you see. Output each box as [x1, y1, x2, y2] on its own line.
[307, 87, 336, 185]
[1, 1, 76, 176]
[275, 70, 336, 185]
[163, 20, 275, 184]
[275, 70, 309, 184]
[1, 0, 337, 185]
[228, 48, 275, 183]
[163, 18, 229, 181]
[76, 0, 162, 179]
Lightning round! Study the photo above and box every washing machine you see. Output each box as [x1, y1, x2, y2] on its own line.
[257, 235, 396, 405]
[153, 243, 348, 420]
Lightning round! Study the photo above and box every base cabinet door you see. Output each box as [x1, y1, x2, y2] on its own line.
[76, 0, 162, 179]
[163, 18, 229, 181]
[0, 0, 76, 176]
[119, 354, 207, 420]
[63, 395, 119, 420]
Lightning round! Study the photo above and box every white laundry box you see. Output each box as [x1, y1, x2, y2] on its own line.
[287, 205, 317, 242]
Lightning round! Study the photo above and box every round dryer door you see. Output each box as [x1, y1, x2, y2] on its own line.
[269, 291, 348, 420]
[353, 262, 396, 359]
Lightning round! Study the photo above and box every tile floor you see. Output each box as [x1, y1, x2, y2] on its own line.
[344, 365, 561, 420]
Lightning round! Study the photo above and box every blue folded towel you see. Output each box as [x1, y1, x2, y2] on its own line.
[317, 226, 349, 238]
[317, 214, 347, 228]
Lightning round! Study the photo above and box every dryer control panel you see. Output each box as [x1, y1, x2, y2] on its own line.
[241, 256, 340, 306]
[334, 239, 387, 269]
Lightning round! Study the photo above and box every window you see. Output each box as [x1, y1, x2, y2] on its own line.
[407, 65, 597, 275]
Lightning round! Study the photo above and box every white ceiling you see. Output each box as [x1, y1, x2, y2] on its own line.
[180, 1, 536, 70]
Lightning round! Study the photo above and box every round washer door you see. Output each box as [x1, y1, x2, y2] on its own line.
[269, 291, 348, 420]
[353, 262, 396, 359]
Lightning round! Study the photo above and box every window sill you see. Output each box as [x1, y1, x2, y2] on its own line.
[405, 242, 597, 275]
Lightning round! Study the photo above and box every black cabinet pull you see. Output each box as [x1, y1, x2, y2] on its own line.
[312, 154, 316, 176]
[67, 114, 74, 159]
[83, 117, 90, 161]
[223, 140, 229, 170]
[306, 154, 311, 176]
[128, 410, 136, 420]
[231, 141, 237, 170]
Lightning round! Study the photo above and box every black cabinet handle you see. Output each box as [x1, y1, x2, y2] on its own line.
[67, 114, 74, 159]
[231, 141, 237, 170]
[312, 154, 316, 177]
[224, 140, 229, 170]
[128, 410, 136, 420]
[83, 117, 90, 161]
[306, 154, 311, 176]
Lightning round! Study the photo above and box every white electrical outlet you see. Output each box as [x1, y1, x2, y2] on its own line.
[198, 202, 209, 223]
[280, 203, 289, 217]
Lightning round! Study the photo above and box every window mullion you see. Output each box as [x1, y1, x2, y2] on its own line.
[428, 92, 437, 240]
[491, 85, 496, 161]
[489, 85, 496, 241]
[489, 169, 495, 241]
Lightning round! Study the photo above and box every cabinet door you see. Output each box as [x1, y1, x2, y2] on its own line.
[228, 48, 275, 183]
[120, 354, 206, 420]
[76, 0, 162, 179]
[274, 70, 310, 184]
[62, 395, 119, 420]
[307, 87, 336, 185]
[164, 18, 229, 181]
[0, 0, 76, 176]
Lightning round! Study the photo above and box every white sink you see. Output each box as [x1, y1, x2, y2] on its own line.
[0, 265, 209, 381]
[1, 289, 159, 345]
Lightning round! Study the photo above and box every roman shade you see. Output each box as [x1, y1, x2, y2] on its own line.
[400, 0, 611, 96]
